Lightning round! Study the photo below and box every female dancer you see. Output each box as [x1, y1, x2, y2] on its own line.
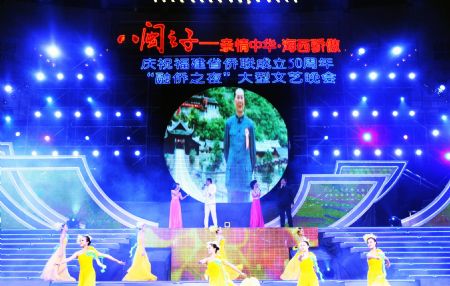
[58, 235, 125, 286]
[209, 226, 243, 280]
[249, 180, 264, 227]
[169, 183, 189, 228]
[40, 222, 75, 281]
[280, 227, 306, 280]
[364, 233, 391, 286]
[199, 241, 246, 286]
[296, 240, 322, 286]
[123, 222, 158, 281]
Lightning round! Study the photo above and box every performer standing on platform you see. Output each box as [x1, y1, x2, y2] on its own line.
[57, 235, 125, 286]
[123, 222, 158, 281]
[249, 180, 264, 227]
[280, 227, 307, 280]
[204, 178, 218, 228]
[224, 87, 256, 203]
[296, 240, 322, 286]
[169, 183, 189, 228]
[199, 241, 246, 286]
[209, 226, 243, 280]
[41, 222, 75, 282]
[364, 233, 391, 286]
[277, 178, 295, 227]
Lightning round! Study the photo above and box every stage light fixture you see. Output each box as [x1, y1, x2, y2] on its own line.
[403, 134, 408, 140]
[400, 97, 405, 102]
[408, 72, 416, 80]
[34, 111, 42, 118]
[134, 150, 141, 156]
[94, 111, 102, 118]
[36, 72, 46, 81]
[46, 96, 53, 104]
[54, 111, 62, 119]
[409, 110, 416, 117]
[52, 150, 59, 157]
[362, 96, 368, 102]
[85, 136, 90, 141]
[4, 84, 13, 93]
[332, 111, 339, 117]
[324, 135, 329, 140]
[84, 46, 95, 57]
[392, 110, 399, 117]
[349, 72, 357, 80]
[394, 148, 403, 156]
[438, 84, 446, 94]
[442, 115, 448, 122]
[312, 110, 319, 118]
[352, 110, 360, 118]
[56, 72, 64, 80]
[445, 152, 450, 161]
[46, 45, 61, 59]
[115, 111, 122, 117]
[313, 150, 320, 156]
[368, 71, 378, 81]
[15, 131, 21, 137]
[74, 111, 81, 118]
[136, 111, 142, 117]
[31, 151, 37, 156]
[127, 136, 131, 141]
[353, 149, 361, 157]
[5, 115, 11, 123]
[388, 72, 396, 79]
[114, 150, 120, 156]
[415, 149, 423, 156]
[44, 135, 51, 142]
[362, 132, 372, 142]
[72, 150, 80, 156]
[357, 47, 366, 56]
[77, 73, 84, 80]
[372, 110, 379, 117]
[333, 149, 340, 157]
[96, 72, 105, 81]
[374, 149, 382, 156]
[391, 46, 403, 56]
[432, 129, 440, 137]
[87, 97, 93, 103]
[92, 150, 100, 157]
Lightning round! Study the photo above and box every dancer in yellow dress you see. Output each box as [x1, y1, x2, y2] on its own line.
[210, 226, 244, 280]
[123, 222, 158, 281]
[40, 222, 75, 281]
[364, 234, 391, 286]
[281, 227, 307, 280]
[200, 241, 246, 286]
[297, 240, 322, 286]
[58, 235, 125, 286]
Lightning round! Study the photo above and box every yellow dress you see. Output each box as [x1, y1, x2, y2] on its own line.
[40, 236, 76, 281]
[122, 234, 157, 281]
[297, 252, 319, 286]
[78, 246, 99, 286]
[281, 242, 302, 280]
[367, 249, 390, 286]
[206, 258, 234, 286]
[217, 238, 243, 280]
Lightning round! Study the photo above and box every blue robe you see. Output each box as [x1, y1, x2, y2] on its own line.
[224, 114, 256, 202]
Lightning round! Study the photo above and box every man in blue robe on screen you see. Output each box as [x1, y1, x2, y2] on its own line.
[224, 88, 256, 203]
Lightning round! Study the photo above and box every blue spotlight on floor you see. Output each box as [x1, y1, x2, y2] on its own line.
[85, 135, 90, 141]
[54, 111, 62, 119]
[77, 73, 84, 80]
[353, 149, 361, 157]
[349, 72, 357, 80]
[84, 46, 95, 57]
[46, 45, 61, 59]
[4, 84, 13, 93]
[408, 72, 416, 80]
[415, 149, 423, 156]
[36, 72, 46, 81]
[442, 115, 448, 122]
[74, 111, 81, 118]
[87, 97, 93, 103]
[52, 150, 59, 157]
[115, 111, 122, 117]
[388, 72, 396, 80]
[134, 150, 141, 156]
[114, 150, 120, 156]
[391, 46, 403, 56]
[313, 149, 320, 156]
[392, 110, 399, 117]
[394, 148, 403, 156]
[92, 150, 100, 157]
[372, 110, 379, 117]
[409, 110, 416, 117]
[432, 129, 440, 137]
[56, 72, 64, 80]
[368, 71, 378, 81]
[332, 111, 339, 117]
[72, 150, 80, 156]
[374, 149, 382, 156]
[312, 110, 319, 118]
[34, 111, 42, 118]
[333, 149, 340, 157]
[357, 47, 366, 56]
[5, 115, 12, 123]
[352, 110, 360, 118]
[94, 111, 102, 118]
[96, 72, 105, 81]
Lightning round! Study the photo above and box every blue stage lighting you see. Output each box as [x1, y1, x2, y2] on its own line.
[333, 149, 340, 157]
[135, 111, 142, 117]
[36, 72, 46, 81]
[408, 72, 416, 80]
[332, 111, 339, 117]
[115, 111, 122, 117]
[392, 110, 399, 117]
[368, 71, 378, 81]
[353, 149, 361, 157]
[313, 149, 320, 156]
[96, 72, 105, 81]
[400, 97, 405, 102]
[92, 150, 100, 157]
[46, 96, 53, 104]
[388, 72, 396, 79]
[362, 96, 368, 102]
[442, 115, 448, 122]
[114, 150, 120, 156]
[323, 135, 329, 140]
[5, 115, 12, 123]
[432, 129, 440, 137]
[77, 73, 84, 80]
[46, 45, 61, 59]
[394, 148, 403, 156]
[44, 135, 51, 142]
[15, 131, 21, 137]
[349, 72, 357, 80]
[94, 111, 102, 118]
[312, 110, 319, 118]
[72, 150, 80, 156]
[34, 111, 42, 118]
[4, 84, 13, 93]
[74, 111, 81, 118]
[85, 136, 90, 141]
[352, 110, 360, 118]
[54, 111, 62, 118]
[374, 149, 382, 156]
[134, 150, 141, 156]
[362, 132, 372, 142]
[415, 149, 423, 156]
[409, 110, 416, 117]
[438, 84, 446, 94]
[445, 152, 450, 161]
[372, 110, 379, 117]
[56, 72, 64, 80]
[127, 136, 131, 141]
[31, 150, 37, 156]
[52, 150, 59, 157]
[84, 46, 95, 57]
[403, 134, 408, 140]
[391, 46, 403, 56]
[357, 47, 366, 56]
[87, 97, 93, 103]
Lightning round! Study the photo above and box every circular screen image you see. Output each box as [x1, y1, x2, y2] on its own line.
[164, 87, 288, 203]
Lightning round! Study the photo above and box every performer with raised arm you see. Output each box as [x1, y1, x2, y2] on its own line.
[281, 227, 307, 280]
